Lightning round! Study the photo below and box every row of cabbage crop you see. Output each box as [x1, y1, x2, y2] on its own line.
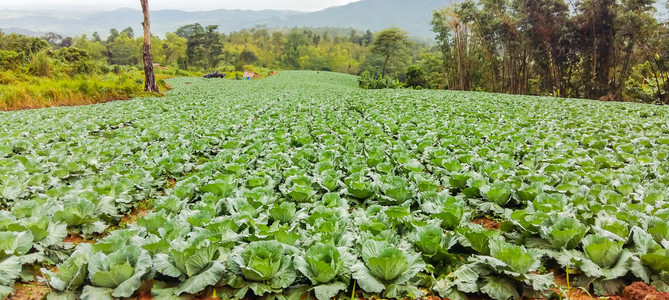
[0, 79, 285, 297]
[1, 71, 669, 300]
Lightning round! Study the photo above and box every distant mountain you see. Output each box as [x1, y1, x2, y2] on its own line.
[0, 27, 44, 37]
[266, 0, 450, 38]
[0, 0, 451, 38]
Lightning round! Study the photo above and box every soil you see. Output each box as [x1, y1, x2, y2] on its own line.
[136, 280, 154, 300]
[8, 282, 51, 300]
[62, 232, 94, 244]
[471, 217, 501, 230]
[167, 178, 177, 189]
[608, 282, 669, 300]
[550, 269, 596, 300]
[120, 206, 150, 226]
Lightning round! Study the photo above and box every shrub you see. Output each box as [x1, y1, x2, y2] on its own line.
[0, 50, 23, 71]
[405, 65, 427, 89]
[358, 71, 402, 89]
[28, 50, 53, 77]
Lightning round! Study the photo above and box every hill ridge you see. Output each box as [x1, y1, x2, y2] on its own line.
[0, 0, 447, 38]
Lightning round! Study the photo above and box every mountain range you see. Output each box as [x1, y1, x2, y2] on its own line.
[0, 0, 454, 38]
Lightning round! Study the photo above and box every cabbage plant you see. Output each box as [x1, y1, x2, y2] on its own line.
[0, 231, 33, 298]
[81, 246, 152, 299]
[345, 172, 375, 199]
[294, 243, 357, 300]
[154, 238, 227, 295]
[42, 243, 92, 297]
[351, 240, 425, 299]
[456, 239, 554, 300]
[227, 240, 296, 298]
[282, 175, 316, 202]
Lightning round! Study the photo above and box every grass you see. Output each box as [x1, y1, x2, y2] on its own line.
[0, 69, 183, 111]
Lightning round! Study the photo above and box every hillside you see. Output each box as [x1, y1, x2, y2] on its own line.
[0, 0, 450, 38]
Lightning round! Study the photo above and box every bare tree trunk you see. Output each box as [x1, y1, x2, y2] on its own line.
[141, 0, 159, 93]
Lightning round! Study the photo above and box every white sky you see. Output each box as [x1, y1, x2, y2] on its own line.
[0, 0, 362, 12]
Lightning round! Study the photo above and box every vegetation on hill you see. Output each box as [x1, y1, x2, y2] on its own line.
[0, 31, 179, 110]
[431, 0, 669, 104]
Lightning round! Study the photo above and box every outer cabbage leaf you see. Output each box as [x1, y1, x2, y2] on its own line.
[351, 240, 425, 298]
[87, 246, 152, 298]
[42, 244, 92, 291]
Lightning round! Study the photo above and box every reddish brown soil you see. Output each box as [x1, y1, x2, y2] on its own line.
[63, 232, 95, 244]
[471, 217, 501, 230]
[136, 280, 154, 300]
[167, 178, 177, 189]
[608, 282, 669, 300]
[8, 282, 51, 300]
[120, 207, 150, 226]
[549, 269, 596, 300]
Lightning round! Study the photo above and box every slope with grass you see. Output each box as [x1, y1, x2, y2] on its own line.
[1, 71, 669, 300]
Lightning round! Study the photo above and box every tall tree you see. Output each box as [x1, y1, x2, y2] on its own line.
[121, 27, 135, 39]
[371, 28, 409, 77]
[576, 0, 616, 99]
[432, 6, 479, 91]
[176, 23, 223, 69]
[140, 0, 159, 92]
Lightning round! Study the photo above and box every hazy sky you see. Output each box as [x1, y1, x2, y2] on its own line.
[0, 0, 363, 12]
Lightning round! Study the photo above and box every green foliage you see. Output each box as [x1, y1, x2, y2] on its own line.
[0, 50, 23, 71]
[0, 33, 184, 110]
[50, 47, 96, 75]
[430, 0, 669, 104]
[358, 71, 402, 89]
[28, 49, 53, 77]
[351, 240, 426, 298]
[404, 65, 427, 89]
[1, 71, 669, 299]
[370, 28, 409, 77]
[227, 240, 296, 298]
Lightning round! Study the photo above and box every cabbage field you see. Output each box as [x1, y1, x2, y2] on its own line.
[1, 71, 669, 300]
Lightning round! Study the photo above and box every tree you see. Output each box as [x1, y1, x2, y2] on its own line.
[162, 32, 187, 66]
[92, 32, 102, 43]
[370, 28, 408, 77]
[121, 27, 135, 39]
[140, 0, 158, 92]
[176, 23, 223, 69]
[42, 32, 63, 46]
[576, 0, 616, 99]
[432, 6, 479, 91]
[405, 65, 427, 88]
[240, 49, 259, 65]
[107, 28, 119, 43]
[107, 32, 137, 65]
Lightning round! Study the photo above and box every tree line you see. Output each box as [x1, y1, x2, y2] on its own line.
[431, 0, 669, 104]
